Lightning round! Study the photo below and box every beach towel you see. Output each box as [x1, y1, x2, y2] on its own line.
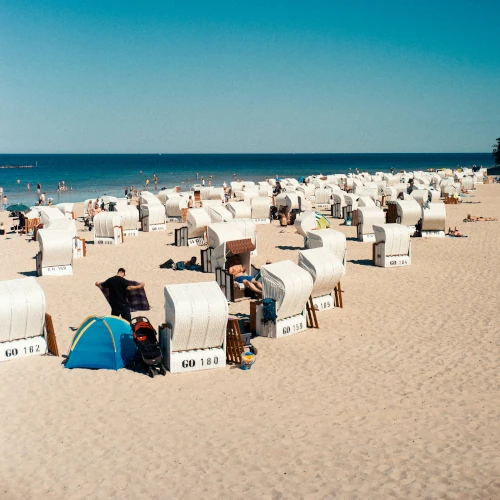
[101, 280, 150, 312]
[262, 298, 277, 323]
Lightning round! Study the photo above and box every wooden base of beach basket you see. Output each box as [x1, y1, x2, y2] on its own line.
[226, 318, 246, 365]
[45, 313, 59, 357]
[306, 296, 319, 329]
[334, 281, 344, 308]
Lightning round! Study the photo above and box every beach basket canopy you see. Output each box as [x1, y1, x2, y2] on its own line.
[261, 260, 313, 320]
[0, 278, 46, 343]
[164, 282, 228, 352]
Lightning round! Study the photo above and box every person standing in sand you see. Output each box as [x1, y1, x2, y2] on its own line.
[95, 268, 145, 322]
[187, 195, 194, 208]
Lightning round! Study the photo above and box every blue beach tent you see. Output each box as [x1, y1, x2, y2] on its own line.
[65, 316, 137, 370]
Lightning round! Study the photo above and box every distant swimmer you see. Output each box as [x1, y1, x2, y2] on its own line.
[140, 170, 143, 175]
[36, 183, 41, 194]
[27, 183, 30, 191]
[196, 172, 199, 179]
[17, 179, 20, 184]
[145, 179, 150, 187]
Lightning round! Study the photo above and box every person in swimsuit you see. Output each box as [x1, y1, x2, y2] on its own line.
[227, 255, 262, 294]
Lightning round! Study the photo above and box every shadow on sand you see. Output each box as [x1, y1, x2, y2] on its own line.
[348, 259, 373, 267]
[276, 245, 304, 251]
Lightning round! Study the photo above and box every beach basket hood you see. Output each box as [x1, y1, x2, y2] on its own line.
[187, 208, 211, 238]
[115, 205, 139, 230]
[0, 278, 46, 343]
[250, 197, 271, 219]
[39, 206, 66, 228]
[207, 205, 234, 223]
[373, 224, 411, 256]
[164, 282, 228, 352]
[294, 211, 331, 237]
[298, 248, 344, 298]
[37, 228, 74, 268]
[227, 202, 252, 219]
[260, 260, 313, 320]
[94, 211, 123, 238]
[421, 202, 446, 231]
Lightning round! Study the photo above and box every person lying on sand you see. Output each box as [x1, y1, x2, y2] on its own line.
[184, 256, 201, 271]
[447, 227, 466, 237]
[228, 255, 262, 294]
[463, 214, 498, 223]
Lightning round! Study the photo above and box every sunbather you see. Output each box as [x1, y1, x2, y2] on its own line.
[184, 256, 201, 271]
[448, 227, 466, 237]
[228, 255, 262, 294]
[463, 214, 498, 222]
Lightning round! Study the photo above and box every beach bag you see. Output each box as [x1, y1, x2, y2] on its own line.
[262, 298, 277, 323]
[159, 259, 175, 269]
[175, 261, 186, 271]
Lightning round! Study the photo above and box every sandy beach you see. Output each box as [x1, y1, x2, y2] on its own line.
[1, 185, 500, 500]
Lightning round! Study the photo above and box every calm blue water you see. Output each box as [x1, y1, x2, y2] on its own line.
[0, 153, 493, 204]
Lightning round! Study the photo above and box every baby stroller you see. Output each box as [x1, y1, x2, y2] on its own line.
[131, 316, 166, 378]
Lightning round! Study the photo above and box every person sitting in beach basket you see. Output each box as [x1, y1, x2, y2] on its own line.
[227, 255, 262, 295]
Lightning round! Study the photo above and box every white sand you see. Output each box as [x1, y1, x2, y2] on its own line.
[1, 186, 500, 499]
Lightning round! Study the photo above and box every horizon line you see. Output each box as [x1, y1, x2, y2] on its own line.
[0, 151, 493, 155]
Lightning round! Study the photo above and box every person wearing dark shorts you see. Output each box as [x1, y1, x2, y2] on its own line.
[95, 268, 145, 322]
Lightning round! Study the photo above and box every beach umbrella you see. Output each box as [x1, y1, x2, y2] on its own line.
[314, 211, 331, 229]
[5, 203, 30, 212]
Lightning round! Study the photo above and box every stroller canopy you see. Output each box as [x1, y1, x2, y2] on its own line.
[65, 316, 136, 370]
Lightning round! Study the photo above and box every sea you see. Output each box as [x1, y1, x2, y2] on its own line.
[0, 153, 493, 204]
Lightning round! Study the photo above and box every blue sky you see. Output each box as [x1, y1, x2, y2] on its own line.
[0, 1, 498, 153]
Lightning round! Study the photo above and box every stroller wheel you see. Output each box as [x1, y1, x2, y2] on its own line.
[148, 367, 155, 378]
[159, 364, 167, 376]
